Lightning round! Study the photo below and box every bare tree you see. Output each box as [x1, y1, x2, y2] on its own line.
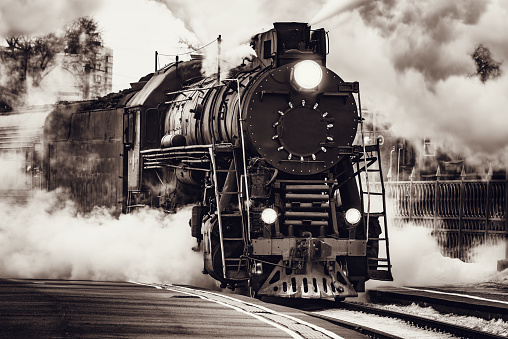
[0, 16, 104, 104]
[0, 33, 62, 105]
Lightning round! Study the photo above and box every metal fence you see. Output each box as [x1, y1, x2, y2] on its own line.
[384, 179, 507, 262]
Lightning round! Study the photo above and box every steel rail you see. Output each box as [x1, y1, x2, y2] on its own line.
[303, 312, 403, 339]
[319, 301, 506, 339]
[144, 283, 346, 339]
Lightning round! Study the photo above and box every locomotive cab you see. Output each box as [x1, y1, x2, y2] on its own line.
[251, 22, 327, 68]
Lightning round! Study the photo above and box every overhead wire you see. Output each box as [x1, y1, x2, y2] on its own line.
[156, 38, 218, 70]
[157, 38, 218, 57]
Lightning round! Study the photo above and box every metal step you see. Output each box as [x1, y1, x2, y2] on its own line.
[285, 184, 329, 192]
[285, 202, 329, 209]
[285, 193, 329, 201]
[284, 220, 328, 226]
[284, 211, 329, 219]
[220, 213, 242, 217]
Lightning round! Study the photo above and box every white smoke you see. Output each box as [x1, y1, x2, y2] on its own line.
[93, 0, 197, 91]
[154, 0, 325, 78]
[310, 0, 368, 25]
[0, 0, 103, 36]
[365, 196, 506, 288]
[371, 222, 506, 288]
[0, 189, 214, 287]
[314, 0, 508, 163]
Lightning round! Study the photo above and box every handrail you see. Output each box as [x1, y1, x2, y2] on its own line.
[208, 147, 227, 278]
[224, 78, 251, 241]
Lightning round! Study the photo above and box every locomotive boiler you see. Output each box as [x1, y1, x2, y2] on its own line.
[3, 22, 392, 300]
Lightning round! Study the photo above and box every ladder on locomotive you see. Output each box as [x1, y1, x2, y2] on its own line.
[209, 143, 249, 280]
[355, 142, 393, 281]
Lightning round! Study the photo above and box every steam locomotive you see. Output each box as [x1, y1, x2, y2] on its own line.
[1, 22, 392, 300]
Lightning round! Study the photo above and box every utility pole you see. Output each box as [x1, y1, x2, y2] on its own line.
[217, 35, 221, 84]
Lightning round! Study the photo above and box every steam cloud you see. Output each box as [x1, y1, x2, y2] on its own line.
[367, 197, 506, 288]
[0, 189, 214, 287]
[0, 0, 103, 36]
[154, 0, 326, 78]
[373, 222, 506, 288]
[312, 0, 508, 164]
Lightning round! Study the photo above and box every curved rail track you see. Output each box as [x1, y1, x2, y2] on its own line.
[147, 283, 347, 339]
[150, 284, 507, 338]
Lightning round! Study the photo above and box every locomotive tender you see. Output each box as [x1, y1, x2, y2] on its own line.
[3, 22, 393, 300]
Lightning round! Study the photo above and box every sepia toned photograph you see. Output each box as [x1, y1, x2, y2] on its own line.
[1, 0, 507, 337]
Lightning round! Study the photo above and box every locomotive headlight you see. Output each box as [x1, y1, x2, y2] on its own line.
[292, 60, 323, 89]
[261, 208, 277, 224]
[345, 208, 362, 225]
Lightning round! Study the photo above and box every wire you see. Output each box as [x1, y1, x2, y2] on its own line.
[157, 38, 218, 58]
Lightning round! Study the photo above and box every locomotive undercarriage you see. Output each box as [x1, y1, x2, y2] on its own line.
[141, 142, 391, 300]
[203, 146, 372, 299]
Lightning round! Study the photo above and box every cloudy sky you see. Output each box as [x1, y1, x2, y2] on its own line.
[1, 0, 508, 162]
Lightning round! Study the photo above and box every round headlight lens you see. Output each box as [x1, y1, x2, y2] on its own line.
[345, 208, 362, 225]
[261, 208, 277, 224]
[293, 60, 323, 89]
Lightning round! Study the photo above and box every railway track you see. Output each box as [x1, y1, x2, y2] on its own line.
[308, 301, 506, 339]
[147, 283, 348, 338]
[262, 287, 508, 339]
[150, 284, 508, 338]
